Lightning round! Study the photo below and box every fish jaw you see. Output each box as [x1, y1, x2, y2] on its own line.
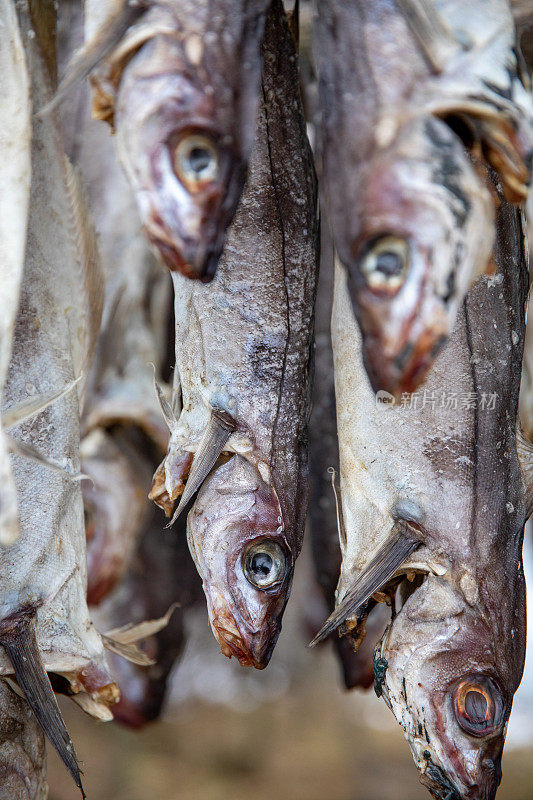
[379, 575, 515, 800]
[187, 456, 291, 669]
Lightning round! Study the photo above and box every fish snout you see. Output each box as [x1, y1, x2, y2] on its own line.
[211, 607, 276, 670]
[362, 324, 448, 399]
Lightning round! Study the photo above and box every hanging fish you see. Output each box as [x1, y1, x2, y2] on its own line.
[150, 0, 318, 668]
[51, 0, 270, 281]
[0, 679, 47, 800]
[315, 0, 532, 398]
[92, 504, 201, 728]
[0, 0, 32, 546]
[0, 4, 115, 794]
[311, 183, 531, 799]
[520, 290, 533, 440]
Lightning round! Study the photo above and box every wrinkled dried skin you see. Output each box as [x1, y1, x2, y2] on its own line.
[92, 505, 201, 728]
[155, 1, 318, 667]
[0, 2, 113, 712]
[86, 0, 269, 279]
[316, 0, 532, 396]
[0, 680, 47, 800]
[331, 191, 529, 800]
[0, 0, 32, 546]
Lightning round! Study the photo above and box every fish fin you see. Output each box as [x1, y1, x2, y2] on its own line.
[102, 604, 179, 666]
[517, 424, 533, 518]
[151, 364, 177, 430]
[328, 467, 347, 548]
[63, 158, 105, 381]
[6, 435, 89, 482]
[394, 0, 461, 73]
[309, 521, 422, 647]
[104, 603, 179, 644]
[0, 611, 85, 797]
[37, 0, 147, 117]
[166, 409, 237, 527]
[149, 461, 176, 517]
[101, 636, 155, 667]
[2, 376, 83, 430]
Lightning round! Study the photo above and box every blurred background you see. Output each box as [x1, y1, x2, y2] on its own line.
[47, 531, 533, 800]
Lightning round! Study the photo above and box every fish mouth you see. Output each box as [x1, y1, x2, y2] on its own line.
[362, 327, 448, 399]
[145, 228, 220, 282]
[418, 746, 501, 800]
[211, 610, 277, 670]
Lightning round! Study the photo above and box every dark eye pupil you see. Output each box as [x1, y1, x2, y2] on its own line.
[250, 553, 273, 577]
[375, 251, 403, 277]
[188, 147, 212, 175]
[464, 690, 488, 724]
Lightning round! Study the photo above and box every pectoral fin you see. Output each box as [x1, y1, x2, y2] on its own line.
[0, 611, 84, 797]
[166, 409, 236, 526]
[517, 424, 533, 519]
[102, 603, 179, 666]
[309, 522, 422, 647]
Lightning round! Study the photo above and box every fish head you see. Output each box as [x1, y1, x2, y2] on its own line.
[187, 455, 292, 668]
[115, 38, 248, 281]
[341, 116, 494, 398]
[380, 573, 523, 800]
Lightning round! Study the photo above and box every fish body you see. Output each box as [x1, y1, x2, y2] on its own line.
[153, 0, 318, 668]
[0, 0, 32, 546]
[315, 0, 532, 397]
[0, 679, 47, 800]
[520, 290, 533, 439]
[84, 0, 269, 280]
[0, 0, 114, 723]
[328, 188, 529, 799]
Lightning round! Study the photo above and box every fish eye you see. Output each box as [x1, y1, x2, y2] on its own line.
[359, 236, 410, 293]
[173, 134, 219, 192]
[242, 540, 287, 590]
[453, 676, 504, 737]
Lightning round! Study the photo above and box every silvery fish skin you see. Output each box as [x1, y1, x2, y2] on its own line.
[85, 0, 269, 280]
[0, 680, 47, 800]
[315, 0, 532, 398]
[329, 190, 529, 799]
[0, 0, 114, 712]
[93, 505, 201, 728]
[153, 0, 318, 668]
[309, 216, 385, 689]
[0, 0, 31, 546]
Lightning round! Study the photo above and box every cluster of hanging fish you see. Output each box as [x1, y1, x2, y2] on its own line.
[1, 0, 533, 798]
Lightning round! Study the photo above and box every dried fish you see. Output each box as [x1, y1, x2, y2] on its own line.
[0, 0, 32, 546]
[313, 185, 530, 799]
[152, 0, 318, 668]
[69, 0, 269, 280]
[0, 679, 47, 800]
[315, 0, 532, 397]
[0, 3, 115, 791]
